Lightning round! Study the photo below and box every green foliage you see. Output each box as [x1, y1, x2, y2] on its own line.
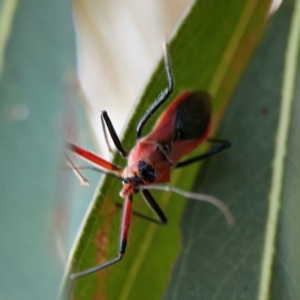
[165, 1, 300, 299]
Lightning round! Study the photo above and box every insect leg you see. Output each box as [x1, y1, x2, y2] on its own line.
[141, 190, 167, 224]
[70, 194, 133, 280]
[175, 139, 231, 168]
[67, 143, 123, 174]
[136, 42, 174, 139]
[115, 190, 167, 225]
[100, 111, 128, 157]
[100, 111, 114, 154]
[66, 164, 123, 181]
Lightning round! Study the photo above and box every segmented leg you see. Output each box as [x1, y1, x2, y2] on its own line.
[136, 42, 174, 139]
[115, 190, 167, 225]
[100, 111, 128, 157]
[67, 143, 123, 175]
[70, 194, 133, 280]
[175, 139, 231, 168]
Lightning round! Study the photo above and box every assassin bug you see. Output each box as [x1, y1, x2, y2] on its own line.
[68, 43, 232, 280]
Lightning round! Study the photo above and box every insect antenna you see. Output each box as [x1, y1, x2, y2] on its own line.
[139, 185, 234, 226]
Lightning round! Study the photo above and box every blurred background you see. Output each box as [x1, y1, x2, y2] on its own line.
[0, 0, 291, 300]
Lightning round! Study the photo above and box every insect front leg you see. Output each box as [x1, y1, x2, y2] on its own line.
[140, 190, 167, 224]
[67, 143, 123, 174]
[116, 190, 167, 225]
[70, 194, 133, 280]
[175, 139, 231, 168]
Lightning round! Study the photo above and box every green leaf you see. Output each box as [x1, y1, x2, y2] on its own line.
[164, 1, 300, 300]
[62, 0, 273, 299]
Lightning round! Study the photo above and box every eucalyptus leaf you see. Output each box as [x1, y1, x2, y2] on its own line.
[164, 1, 300, 299]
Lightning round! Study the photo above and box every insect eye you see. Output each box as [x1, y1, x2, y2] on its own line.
[138, 161, 156, 183]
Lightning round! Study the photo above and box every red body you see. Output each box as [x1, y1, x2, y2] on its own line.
[67, 40, 221, 280]
[68, 89, 213, 279]
[121, 91, 211, 196]
[69, 91, 211, 197]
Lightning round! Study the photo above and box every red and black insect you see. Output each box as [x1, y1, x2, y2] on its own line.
[68, 43, 231, 280]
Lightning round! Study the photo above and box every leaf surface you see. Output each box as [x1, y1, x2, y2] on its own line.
[164, 1, 300, 299]
[62, 0, 273, 299]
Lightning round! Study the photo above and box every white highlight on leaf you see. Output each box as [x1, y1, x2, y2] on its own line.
[258, 1, 300, 299]
[268, 0, 283, 16]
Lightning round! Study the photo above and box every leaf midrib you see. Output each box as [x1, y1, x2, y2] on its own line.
[258, 0, 300, 299]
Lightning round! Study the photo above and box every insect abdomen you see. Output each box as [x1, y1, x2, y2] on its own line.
[173, 91, 211, 141]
